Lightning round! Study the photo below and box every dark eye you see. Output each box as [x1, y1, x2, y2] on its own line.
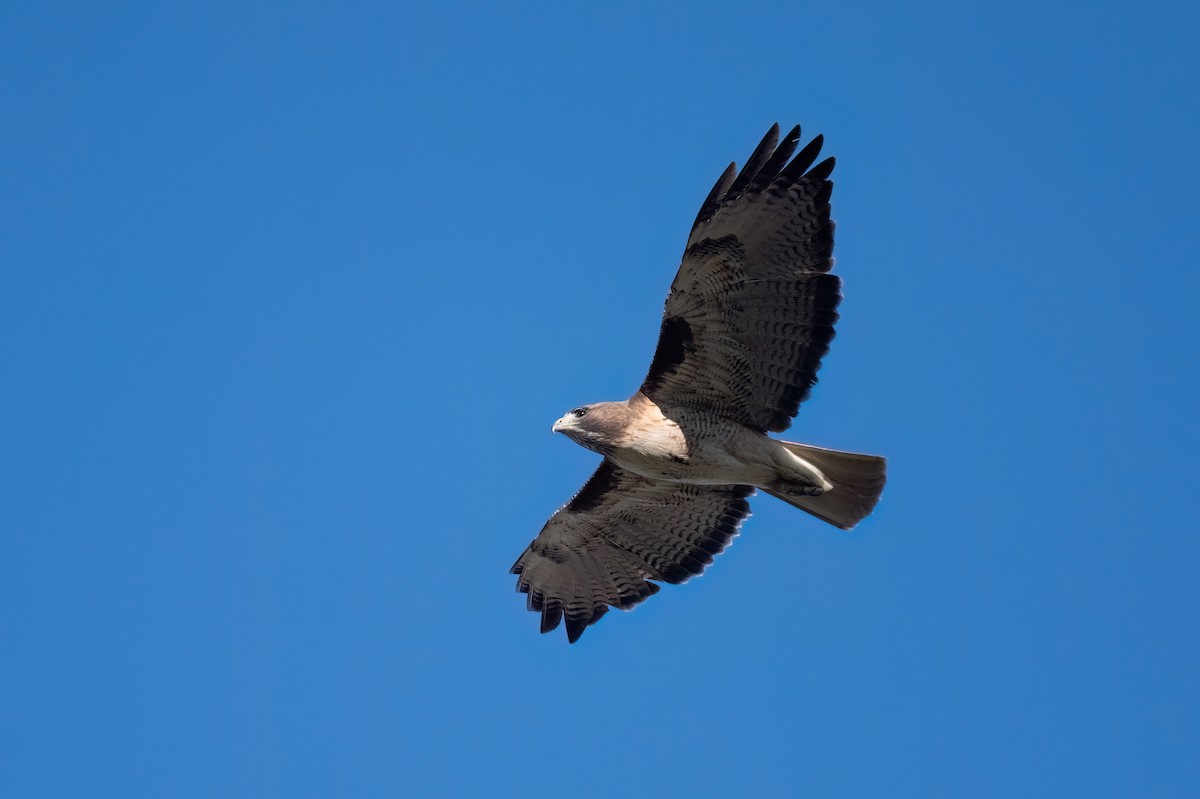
[571, 407, 588, 418]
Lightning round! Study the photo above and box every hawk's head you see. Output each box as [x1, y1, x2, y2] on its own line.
[552, 402, 631, 455]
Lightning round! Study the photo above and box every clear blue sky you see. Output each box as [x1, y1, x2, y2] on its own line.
[2, 1, 1198, 796]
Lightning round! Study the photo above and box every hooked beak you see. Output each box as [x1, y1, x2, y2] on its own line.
[552, 415, 571, 434]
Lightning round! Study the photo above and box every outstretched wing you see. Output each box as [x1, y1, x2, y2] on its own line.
[641, 124, 842, 433]
[511, 460, 753, 643]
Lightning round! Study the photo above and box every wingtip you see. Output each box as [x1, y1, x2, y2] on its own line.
[565, 615, 588, 643]
[540, 604, 563, 634]
[811, 155, 836, 180]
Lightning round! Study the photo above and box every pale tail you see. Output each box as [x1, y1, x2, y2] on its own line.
[764, 442, 886, 530]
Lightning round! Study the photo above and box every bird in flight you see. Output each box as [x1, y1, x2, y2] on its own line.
[511, 124, 886, 643]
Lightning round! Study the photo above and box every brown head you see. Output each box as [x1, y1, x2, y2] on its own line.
[551, 401, 637, 455]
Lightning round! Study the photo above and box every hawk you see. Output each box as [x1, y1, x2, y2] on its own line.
[511, 124, 886, 643]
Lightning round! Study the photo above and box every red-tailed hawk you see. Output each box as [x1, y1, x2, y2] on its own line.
[512, 124, 886, 643]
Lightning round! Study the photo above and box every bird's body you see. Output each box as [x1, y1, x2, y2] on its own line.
[512, 124, 887, 642]
[554, 394, 830, 492]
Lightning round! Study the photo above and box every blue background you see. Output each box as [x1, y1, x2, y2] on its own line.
[3, 1, 1198, 796]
